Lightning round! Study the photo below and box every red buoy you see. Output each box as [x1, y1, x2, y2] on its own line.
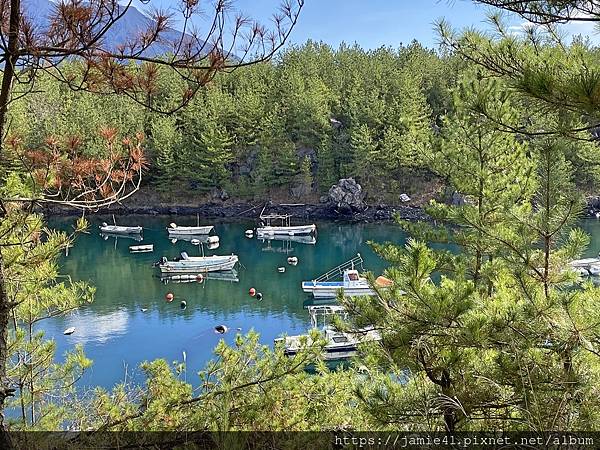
[165, 292, 174, 302]
[196, 274, 204, 283]
[248, 287, 256, 297]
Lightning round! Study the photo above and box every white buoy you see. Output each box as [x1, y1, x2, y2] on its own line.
[245, 229, 254, 238]
[278, 267, 285, 273]
[63, 327, 75, 335]
[287, 256, 298, 265]
[595, 212, 600, 219]
[169, 222, 177, 228]
[191, 239, 200, 245]
[141, 308, 148, 312]
[207, 236, 220, 244]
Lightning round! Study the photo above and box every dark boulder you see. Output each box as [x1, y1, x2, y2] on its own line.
[327, 178, 366, 212]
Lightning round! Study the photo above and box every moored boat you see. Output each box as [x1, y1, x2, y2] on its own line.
[301, 254, 392, 299]
[256, 212, 316, 237]
[275, 305, 381, 360]
[156, 252, 238, 273]
[569, 257, 600, 276]
[276, 326, 381, 360]
[99, 223, 143, 235]
[167, 223, 214, 236]
[129, 244, 154, 253]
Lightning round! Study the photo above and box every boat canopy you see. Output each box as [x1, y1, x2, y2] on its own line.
[259, 213, 293, 226]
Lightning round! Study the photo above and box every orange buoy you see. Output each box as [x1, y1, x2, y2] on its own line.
[196, 274, 204, 283]
[248, 287, 256, 297]
[165, 292, 174, 302]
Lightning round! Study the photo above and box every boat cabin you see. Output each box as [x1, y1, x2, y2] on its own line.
[343, 269, 363, 285]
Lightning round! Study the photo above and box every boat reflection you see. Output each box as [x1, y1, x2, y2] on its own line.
[259, 234, 316, 253]
[100, 232, 143, 242]
[160, 269, 239, 284]
[169, 234, 215, 244]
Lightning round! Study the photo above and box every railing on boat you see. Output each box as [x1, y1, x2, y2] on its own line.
[312, 254, 364, 282]
[308, 305, 347, 329]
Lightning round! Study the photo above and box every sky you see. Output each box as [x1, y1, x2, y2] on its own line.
[266, 0, 495, 49]
[135, 0, 599, 50]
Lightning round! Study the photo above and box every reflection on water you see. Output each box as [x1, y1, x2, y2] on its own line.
[64, 309, 129, 344]
[45, 215, 409, 389]
[100, 232, 143, 242]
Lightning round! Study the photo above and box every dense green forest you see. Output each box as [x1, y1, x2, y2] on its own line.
[8, 41, 457, 204]
[11, 39, 600, 208]
[4, 0, 600, 443]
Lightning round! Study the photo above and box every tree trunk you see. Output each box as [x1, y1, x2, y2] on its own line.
[441, 369, 457, 433]
[0, 251, 14, 448]
[0, 0, 22, 446]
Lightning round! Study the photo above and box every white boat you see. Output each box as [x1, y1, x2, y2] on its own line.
[99, 223, 143, 234]
[157, 252, 238, 274]
[302, 269, 388, 298]
[301, 254, 393, 299]
[129, 244, 154, 253]
[276, 326, 381, 360]
[569, 257, 600, 276]
[257, 224, 317, 236]
[167, 223, 214, 236]
[256, 213, 316, 236]
[275, 305, 380, 360]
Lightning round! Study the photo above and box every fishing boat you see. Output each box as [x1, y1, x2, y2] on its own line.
[569, 257, 600, 276]
[129, 244, 154, 253]
[275, 305, 381, 360]
[99, 223, 143, 235]
[167, 214, 214, 236]
[167, 223, 214, 236]
[256, 212, 316, 237]
[156, 252, 238, 274]
[301, 254, 392, 299]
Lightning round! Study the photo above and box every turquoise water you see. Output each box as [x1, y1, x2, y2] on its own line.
[45, 216, 408, 389]
[44, 216, 600, 390]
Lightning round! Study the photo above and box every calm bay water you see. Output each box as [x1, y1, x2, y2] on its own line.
[45, 215, 408, 389]
[44, 216, 600, 390]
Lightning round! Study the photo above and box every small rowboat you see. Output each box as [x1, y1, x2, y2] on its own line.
[63, 327, 75, 335]
[167, 222, 214, 236]
[129, 244, 154, 253]
[157, 252, 238, 274]
[99, 223, 143, 235]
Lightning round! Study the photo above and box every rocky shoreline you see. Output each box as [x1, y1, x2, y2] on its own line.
[43, 201, 429, 223]
[42, 178, 430, 222]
